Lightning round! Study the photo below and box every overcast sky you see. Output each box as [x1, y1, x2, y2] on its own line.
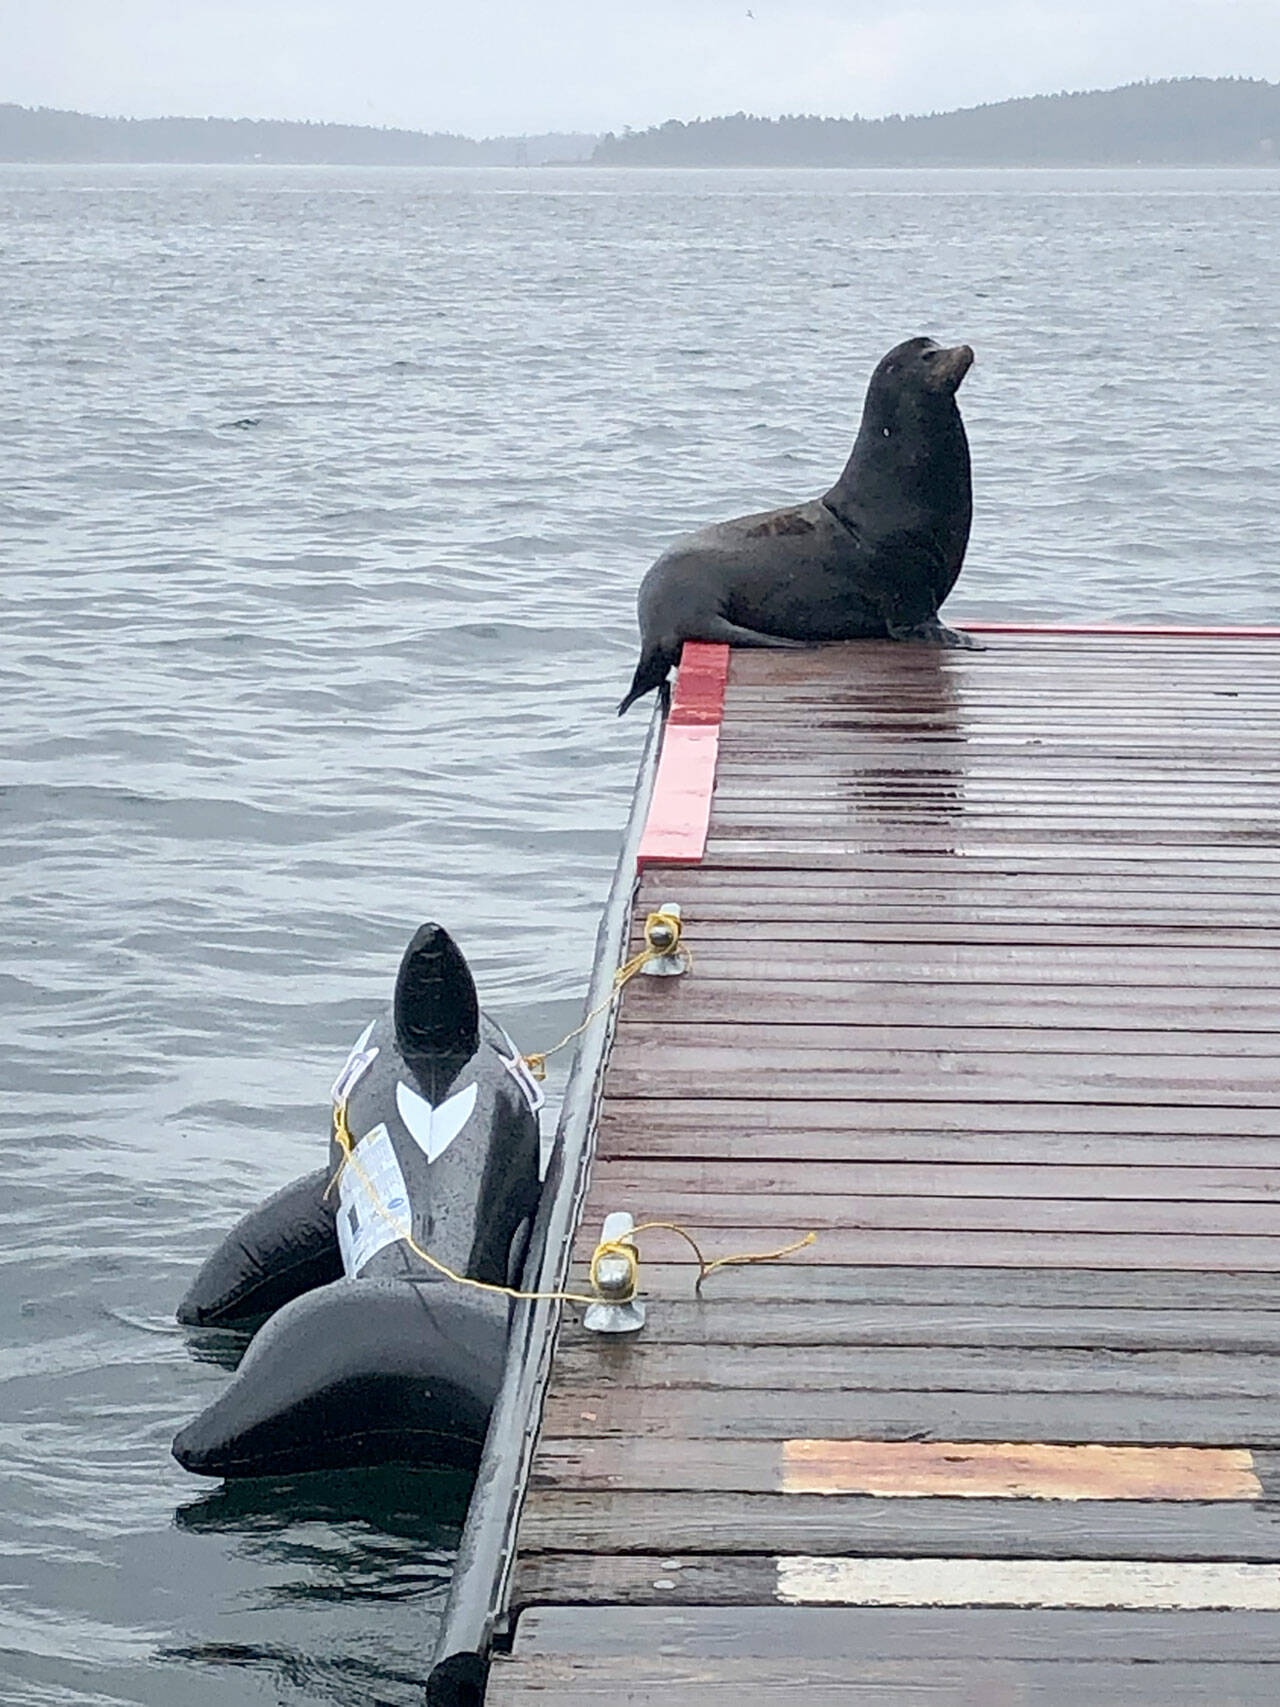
[6, 0, 1279, 136]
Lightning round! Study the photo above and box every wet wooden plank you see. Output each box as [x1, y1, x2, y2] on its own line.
[542, 1379, 1280, 1447]
[589, 1159, 1280, 1202]
[713, 788, 1280, 813]
[646, 862, 1280, 889]
[651, 902, 1280, 930]
[516, 1604, 1280, 1659]
[516, 1489, 1280, 1558]
[725, 696, 1275, 717]
[571, 1193, 1280, 1236]
[714, 724, 1280, 743]
[570, 1228, 1280, 1270]
[592, 1264, 1280, 1310]
[620, 942, 1280, 986]
[551, 1342, 1280, 1400]
[713, 745, 1280, 766]
[613, 984, 1280, 1030]
[555, 1301, 1280, 1353]
[699, 841, 1280, 869]
[604, 1065, 1280, 1106]
[605, 1048, 1280, 1104]
[613, 1020, 1280, 1064]
[531, 1439, 1269, 1501]
[717, 741, 1280, 761]
[596, 1124, 1280, 1168]
[630, 919, 1280, 950]
[707, 822, 1280, 847]
[488, 1651, 1280, 1705]
[716, 717, 1280, 735]
[598, 1097, 1280, 1138]
[781, 1440, 1259, 1499]
[510, 1552, 1280, 1614]
[615, 1016, 1280, 1056]
[539, 1385, 1280, 1446]
[643, 901, 1280, 931]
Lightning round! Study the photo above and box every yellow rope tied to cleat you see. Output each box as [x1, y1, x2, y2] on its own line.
[327, 1099, 816, 1309]
[520, 908, 690, 1083]
[589, 1222, 817, 1300]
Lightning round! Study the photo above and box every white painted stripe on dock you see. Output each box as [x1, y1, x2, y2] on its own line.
[776, 1557, 1280, 1611]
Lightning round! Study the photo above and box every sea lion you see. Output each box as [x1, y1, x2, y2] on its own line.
[618, 336, 976, 714]
[172, 923, 543, 1478]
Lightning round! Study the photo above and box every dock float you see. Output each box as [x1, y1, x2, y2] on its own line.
[429, 628, 1280, 1706]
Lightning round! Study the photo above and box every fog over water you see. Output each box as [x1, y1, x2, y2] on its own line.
[3, 164, 1278, 1705]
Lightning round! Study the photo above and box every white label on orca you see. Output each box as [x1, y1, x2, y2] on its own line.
[395, 1079, 478, 1163]
[336, 1123, 411, 1276]
[331, 1020, 378, 1105]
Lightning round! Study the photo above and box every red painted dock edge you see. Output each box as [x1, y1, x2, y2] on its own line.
[631, 625, 1280, 873]
[634, 643, 730, 869]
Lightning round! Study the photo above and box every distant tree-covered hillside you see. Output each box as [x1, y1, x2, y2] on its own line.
[593, 79, 1280, 166]
[0, 105, 597, 165]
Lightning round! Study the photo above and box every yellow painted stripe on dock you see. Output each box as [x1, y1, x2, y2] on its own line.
[776, 1557, 1280, 1611]
[781, 1439, 1260, 1501]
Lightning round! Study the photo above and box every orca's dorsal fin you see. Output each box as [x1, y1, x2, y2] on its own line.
[393, 924, 480, 1100]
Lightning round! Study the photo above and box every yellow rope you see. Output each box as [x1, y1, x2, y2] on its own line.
[328, 1100, 816, 1308]
[323, 906, 816, 1308]
[521, 909, 691, 1082]
[590, 1223, 818, 1298]
[329, 1097, 601, 1304]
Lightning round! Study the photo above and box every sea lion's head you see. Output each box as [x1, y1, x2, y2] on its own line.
[870, 337, 974, 406]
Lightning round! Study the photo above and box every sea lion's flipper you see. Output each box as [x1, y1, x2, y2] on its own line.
[618, 643, 677, 716]
[177, 1167, 341, 1328]
[888, 617, 984, 651]
[620, 622, 809, 715]
[171, 1276, 508, 1478]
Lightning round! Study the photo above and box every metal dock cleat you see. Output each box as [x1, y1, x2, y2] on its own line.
[583, 1210, 646, 1334]
[640, 901, 690, 976]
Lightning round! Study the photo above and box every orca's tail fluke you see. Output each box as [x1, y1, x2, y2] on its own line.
[618, 643, 677, 716]
[172, 1277, 508, 1478]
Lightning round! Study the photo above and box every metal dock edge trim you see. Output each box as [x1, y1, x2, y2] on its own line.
[425, 699, 665, 1707]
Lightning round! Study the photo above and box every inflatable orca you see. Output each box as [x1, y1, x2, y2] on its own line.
[172, 923, 543, 1479]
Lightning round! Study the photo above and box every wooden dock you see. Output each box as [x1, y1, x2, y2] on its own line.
[475, 630, 1280, 1705]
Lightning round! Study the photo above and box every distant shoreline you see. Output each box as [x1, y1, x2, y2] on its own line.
[5, 160, 1276, 169]
[3, 79, 1277, 168]
[3, 159, 1276, 171]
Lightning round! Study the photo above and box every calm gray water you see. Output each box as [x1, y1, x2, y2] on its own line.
[3, 164, 1277, 1706]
